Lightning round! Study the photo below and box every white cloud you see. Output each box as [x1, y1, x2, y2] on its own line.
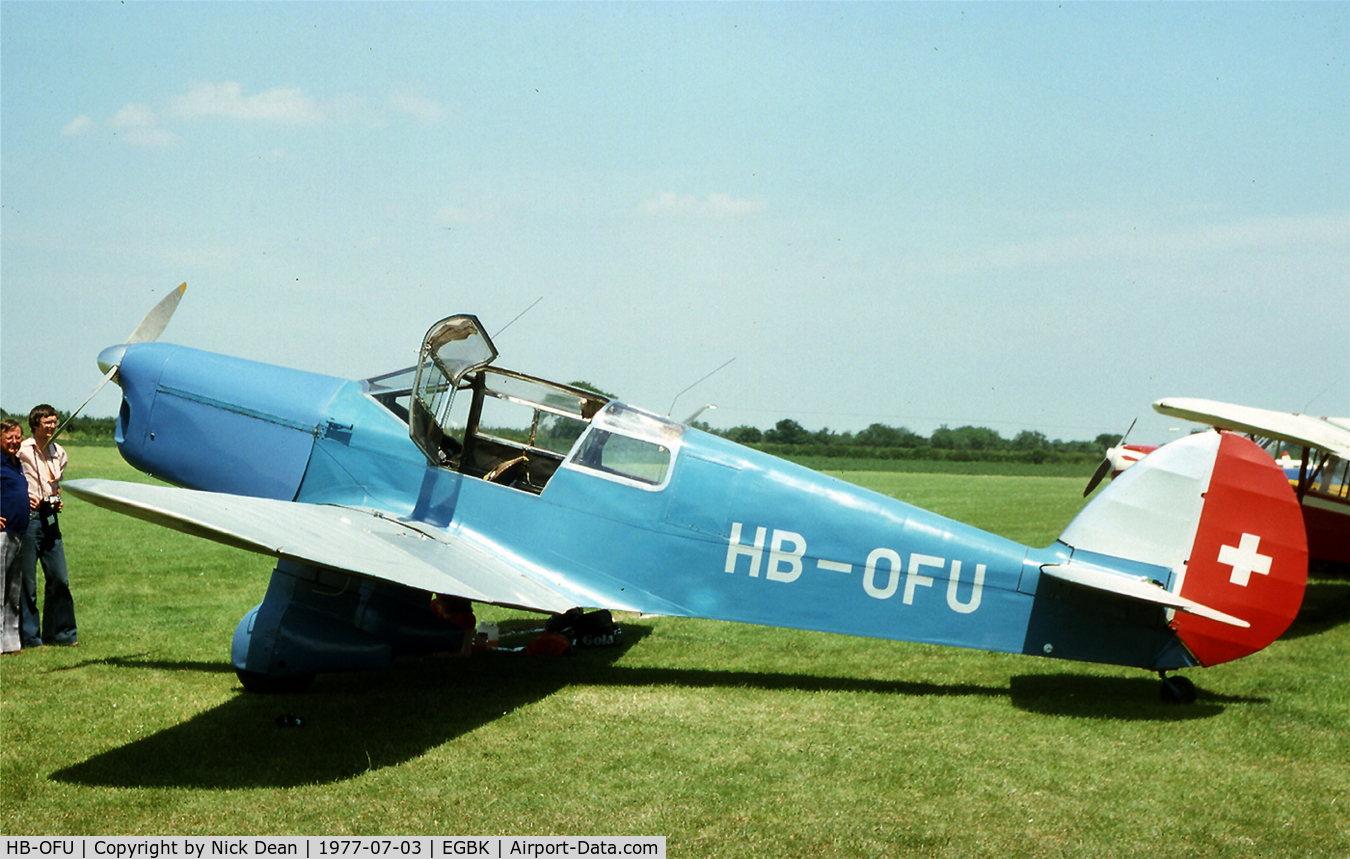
[107, 102, 158, 129]
[105, 103, 180, 146]
[638, 192, 767, 217]
[62, 115, 96, 136]
[168, 82, 326, 124]
[82, 82, 449, 148]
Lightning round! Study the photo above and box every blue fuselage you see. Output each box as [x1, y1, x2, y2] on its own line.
[113, 342, 1190, 671]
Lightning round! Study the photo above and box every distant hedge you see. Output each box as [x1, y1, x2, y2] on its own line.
[745, 442, 1099, 466]
[0, 410, 116, 442]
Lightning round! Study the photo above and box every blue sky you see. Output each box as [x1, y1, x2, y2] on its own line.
[3, 2, 1347, 444]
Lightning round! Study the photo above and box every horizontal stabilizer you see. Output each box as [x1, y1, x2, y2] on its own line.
[1040, 563, 1248, 628]
[64, 478, 579, 614]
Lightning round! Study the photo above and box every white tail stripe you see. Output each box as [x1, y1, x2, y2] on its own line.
[1059, 431, 1220, 572]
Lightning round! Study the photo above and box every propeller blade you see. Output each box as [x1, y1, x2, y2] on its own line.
[50, 283, 187, 445]
[125, 282, 186, 345]
[50, 367, 117, 445]
[1119, 417, 1137, 446]
[1083, 457, 1112, 497]
[1083, 417, 1139, 497]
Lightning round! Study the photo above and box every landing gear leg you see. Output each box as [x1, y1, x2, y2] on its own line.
[1159, 671, 1197, 704]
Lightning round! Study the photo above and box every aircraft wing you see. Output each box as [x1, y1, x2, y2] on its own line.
[1153, 397, 1350, 459]
[63, 478, 580, 614]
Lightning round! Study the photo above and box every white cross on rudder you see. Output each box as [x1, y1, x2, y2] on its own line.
[1218, 533, 1272, 587]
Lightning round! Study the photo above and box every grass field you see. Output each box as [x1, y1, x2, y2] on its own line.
[2, 446, 1347, 856]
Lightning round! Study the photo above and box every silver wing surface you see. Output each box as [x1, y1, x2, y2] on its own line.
[63, 478, 579, 614]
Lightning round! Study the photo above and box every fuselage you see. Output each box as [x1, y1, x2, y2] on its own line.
[111, 341, 1194, 671]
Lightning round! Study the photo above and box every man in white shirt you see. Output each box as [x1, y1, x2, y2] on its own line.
[18, 404, 77, 647]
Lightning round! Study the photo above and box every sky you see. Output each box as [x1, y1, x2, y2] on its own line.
[3, 2, 1347, 446]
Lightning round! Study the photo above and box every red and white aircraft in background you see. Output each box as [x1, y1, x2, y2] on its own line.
[1092, 398, 1350, 570]
[1082, 417, 1158, 497]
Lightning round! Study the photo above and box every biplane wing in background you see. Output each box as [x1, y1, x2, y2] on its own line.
[60, 287, 1311, 702]
[1153, 397, 1350, 569]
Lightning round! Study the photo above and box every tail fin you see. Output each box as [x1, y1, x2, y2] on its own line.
[1059, 430, 1307, 666]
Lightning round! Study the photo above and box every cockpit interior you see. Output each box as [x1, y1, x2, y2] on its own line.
[362, 315, 678, 495]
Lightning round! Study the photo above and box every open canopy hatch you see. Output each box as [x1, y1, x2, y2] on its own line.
[407, 315, 611, 493]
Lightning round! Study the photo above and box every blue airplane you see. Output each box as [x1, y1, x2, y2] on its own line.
[64, 287, 1310, 702]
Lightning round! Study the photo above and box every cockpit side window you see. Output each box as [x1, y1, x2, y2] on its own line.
[363, 366, 417, 424]
[474, 372, 594, 456]
[572, 431, 672, 486]
[566, 404, 683, 490]
[435, 370, 607, 493]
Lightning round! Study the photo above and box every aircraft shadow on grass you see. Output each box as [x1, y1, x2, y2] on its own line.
[49, 628, 655, 791]
[1007, 675, 1252, 718]
[53, 653, 238, 675]
[1279, 579, 1350, 641]
[50, 624, 1250, 790]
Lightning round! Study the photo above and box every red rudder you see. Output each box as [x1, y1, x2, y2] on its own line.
[1172, 432, 1308, 666]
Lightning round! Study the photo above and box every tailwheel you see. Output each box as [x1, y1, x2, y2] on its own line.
[1159, 672, 1197, 704]
[237, 669, 315, 694]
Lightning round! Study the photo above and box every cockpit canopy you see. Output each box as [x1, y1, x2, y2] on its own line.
[365, 314, 682, 495]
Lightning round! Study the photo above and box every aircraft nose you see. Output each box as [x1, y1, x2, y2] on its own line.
[97, 344, 128, 378]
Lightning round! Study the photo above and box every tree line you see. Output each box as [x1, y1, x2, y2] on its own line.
[695, 418, 1118, 464]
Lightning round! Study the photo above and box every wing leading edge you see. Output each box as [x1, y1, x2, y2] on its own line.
[1153, 397, 1350, 460]
[63, 478, 579, 614]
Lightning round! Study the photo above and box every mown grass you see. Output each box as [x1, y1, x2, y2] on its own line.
[1, 446, 1347, 857]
